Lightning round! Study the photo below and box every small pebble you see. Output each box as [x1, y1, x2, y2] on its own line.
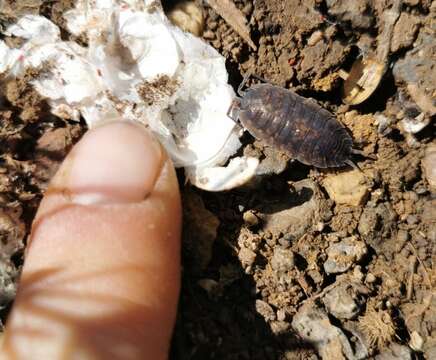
[409, 331, 424, 352]
[323, 170, 370, 207]
[243, 210, 259, 227]
[277, 308, 287, 322]
[324, 237, 367, 274]
[238, 247, 256, 266]
[322, 282, 364, 319]
[197, 279, 219, 294]
[307, 30, 323, 46]
[278, 236, 291, 248]
[230, 47, 241, 58]
[208, 21, 218, 30]
[242, 3, 253, 15]
[203, 30, 215, 39]
[315, 222, 325, 232]
[366, 273, 376, 283]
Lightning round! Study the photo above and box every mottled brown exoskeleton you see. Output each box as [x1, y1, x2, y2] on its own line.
[228, 74, 360, 169]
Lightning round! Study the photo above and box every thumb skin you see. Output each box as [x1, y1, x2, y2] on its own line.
[1, 122, 182, 359]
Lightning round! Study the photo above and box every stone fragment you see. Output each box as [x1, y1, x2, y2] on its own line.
[375, 344, 412, 360]
[276, 308, 287, 322]
[258, 179, 330, 240]
[358, 203, 397, 254]
[324, 237, 367, 274]
[252, 143, 289, 176]
[393, 33, 436, 115]
[307, 30, 323, 46]
[292, 302, 355, 360]
[391, 13, 420, 52]
[270, 320, 290, 335]
[323, 170, 369, 206]
[255, 300, 276, 322]
[409, 331, 424, 352]
[322, 282, 366, 319]
[238, 247, 256, 266]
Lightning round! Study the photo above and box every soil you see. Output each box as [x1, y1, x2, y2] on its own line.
[1, 0, 435, 359]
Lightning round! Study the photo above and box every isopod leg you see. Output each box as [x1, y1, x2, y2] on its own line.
[237, 72, 252, 96]
[345, 159, 363, 172]
[227, 98, 241, 123]
[351, 148, 377, 160]
[238, 72, 276, 96]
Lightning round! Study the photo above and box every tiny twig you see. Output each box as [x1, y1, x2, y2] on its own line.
[407, 243, 433, 291]
[205, 0, 257, 50]
[406, 255, 417, 301]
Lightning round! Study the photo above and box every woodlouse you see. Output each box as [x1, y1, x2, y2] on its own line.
[228, 74, 359, 169]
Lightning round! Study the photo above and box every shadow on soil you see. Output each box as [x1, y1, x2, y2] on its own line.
[171, 174, 315, 360]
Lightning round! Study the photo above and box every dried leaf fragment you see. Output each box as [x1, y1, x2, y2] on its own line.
[206, 0, 256, 50]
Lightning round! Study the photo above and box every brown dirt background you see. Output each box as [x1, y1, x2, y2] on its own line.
[0, 0, 435, 359]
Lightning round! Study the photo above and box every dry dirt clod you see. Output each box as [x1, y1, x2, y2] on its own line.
[422, 143, 436, 192]
[0, 205, 25, 307]
[3, 68, 49, 123]
[255, 299, 276, 322]
[33, 126, 80, 189]
[390, 12, 421, 53]
[374, 343, 412, 360]
[323, 170, 370, 207]
[0, 0, 42, 23]
[341, 111, 377, 156]
[238, 247, 256, 267]
[270, 247, 295, 273]
[326, 0, 374, 29]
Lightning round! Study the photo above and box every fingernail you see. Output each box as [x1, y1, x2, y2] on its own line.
[55, 121, 163, 205]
